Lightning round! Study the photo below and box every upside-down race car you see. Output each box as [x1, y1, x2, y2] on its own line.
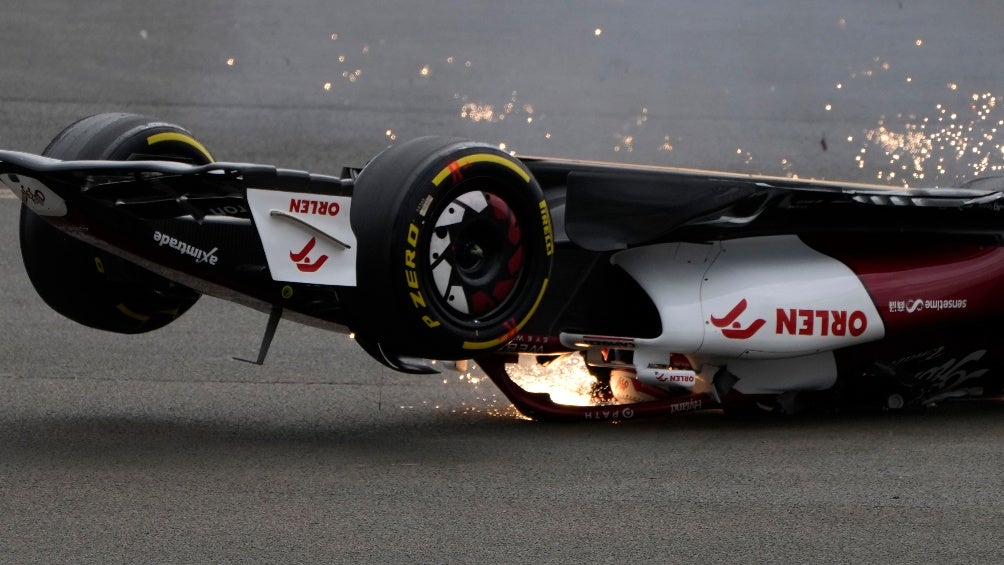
[3, 113, 1003, 420]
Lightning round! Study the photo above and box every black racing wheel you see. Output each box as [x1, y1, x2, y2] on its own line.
[351, 137, 553, 362]
[19, 113, 210, 333]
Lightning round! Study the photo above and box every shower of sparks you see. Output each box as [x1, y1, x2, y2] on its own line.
[448, 367, 523, 419]
[859, 90, 1002, 185]
[436, 354, 605, 419]
[505, 354, 600, 407]
[613, 107, 653, 153]
[458, 91, 535, 127]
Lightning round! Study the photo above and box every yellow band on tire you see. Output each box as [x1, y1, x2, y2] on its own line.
[147, 132, 214, 162]
[462, 278, 549, 350]
[432, 153, 530, 187]
[116, 303, 151, 321]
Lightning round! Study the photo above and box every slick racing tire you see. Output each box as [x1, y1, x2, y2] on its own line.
[19, 113, 210, 334]
[351, 137, 553, 361]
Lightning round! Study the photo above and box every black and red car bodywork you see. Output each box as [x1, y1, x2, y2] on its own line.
[3, 113, 1002, 420]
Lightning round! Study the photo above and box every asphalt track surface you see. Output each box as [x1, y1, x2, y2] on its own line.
[1, 1, 1003, 563]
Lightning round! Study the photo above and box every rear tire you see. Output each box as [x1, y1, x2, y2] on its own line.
[19, 113, 211, 334]
[351, 137, 553, 360]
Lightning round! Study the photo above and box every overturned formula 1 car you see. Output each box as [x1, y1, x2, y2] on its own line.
[2, 113, 1003, 420]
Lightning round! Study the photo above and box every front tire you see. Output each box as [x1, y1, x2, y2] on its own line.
[351, 137, 553, 361]
[19, 113, 211, 334]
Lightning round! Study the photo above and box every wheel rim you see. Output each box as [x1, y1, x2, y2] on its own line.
[428, 189, 525, 318]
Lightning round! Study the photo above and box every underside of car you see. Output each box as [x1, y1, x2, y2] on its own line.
[3, 113, 1003, 420]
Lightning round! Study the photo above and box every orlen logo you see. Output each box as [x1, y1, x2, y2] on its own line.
[289, 237, 328, 272]
[712, 299, 869, 340]
[710, 299, 766, 339]
[289, 198, 340, 216]
[654, 371, 696, 385]
[775, 308, 867, 337]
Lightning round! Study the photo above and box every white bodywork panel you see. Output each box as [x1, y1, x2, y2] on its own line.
[247, 189, 357, 286]
[0, 173, 67, 216]
[612, 235, 884, 358]
[598, 235, 886, 394]
[694, 352, 840, 394]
